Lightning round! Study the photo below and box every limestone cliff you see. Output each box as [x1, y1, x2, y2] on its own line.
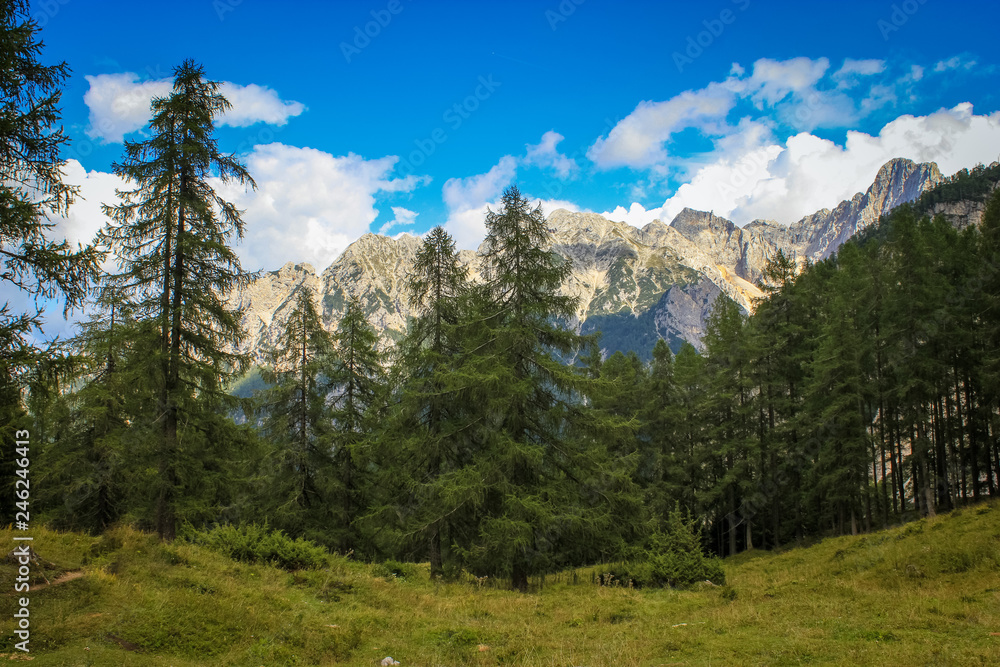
[232, 157, 945, 361]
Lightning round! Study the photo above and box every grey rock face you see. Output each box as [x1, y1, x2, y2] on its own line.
[747, 158, 943, 262]
[232, 158, 943, 361]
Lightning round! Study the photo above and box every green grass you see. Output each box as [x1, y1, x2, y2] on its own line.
[2, 500, 999, 665]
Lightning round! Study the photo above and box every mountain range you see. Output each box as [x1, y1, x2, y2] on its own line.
[231, 157, 947, 362]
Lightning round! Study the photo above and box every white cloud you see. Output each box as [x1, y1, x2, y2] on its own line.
[587, 83, 735, 169]
[218, 82, 306, 128]
[51, 160, 125, 251]
[379, 206, 418, 235]
[84, 73, 305, 143]
[588, 57, 877, 170]
[525, 131, 578, 178]
[736, 57, 830, 107]
[834, 58, 886, 82]
[83, 73, 171, 143]
[648, 103, 1000, 227]
[212, 143, 424, 270]
[600, 202, 661, 228]
[934, 55, 977, 72]
[442, 155, 518, 250]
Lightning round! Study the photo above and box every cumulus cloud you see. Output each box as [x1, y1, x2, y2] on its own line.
[587, 83, 735, 169]
[441, 156, 518, 250]
[211, 143, 424, 270]
[84, 73, 305, 143]
[51, 159, 125, 252]
[651, 104, 1000, 227]
[218, 82, 306, 128]
[588, 55, 945, 172]
[83, 74, 171, 143]
[379, 206, 418, 235]
[600, 202, 661, 228]
[525, 131, 578, 178]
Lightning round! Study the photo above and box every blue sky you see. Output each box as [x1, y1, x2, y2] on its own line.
[33, 0, 1000, 272]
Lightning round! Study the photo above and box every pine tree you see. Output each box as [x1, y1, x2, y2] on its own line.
[328, 299, 385, 554]
[456, 185, 638, 590]
[0, 2, 102, 519]
[257, 286, 336, 542]
[34, 296, 146, 533]
[98, 60, 256, 540]
[383, 226, 471, 577]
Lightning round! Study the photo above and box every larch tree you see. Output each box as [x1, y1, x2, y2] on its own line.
[258, 286, 336, 542]
[0, 1, 101, 415]
[385, 226, 471, 577]
[98, 59, 256, 540]
[461, 185, 638, 591]
[328, 299, 385, 554]
[0, 1, 101, 521]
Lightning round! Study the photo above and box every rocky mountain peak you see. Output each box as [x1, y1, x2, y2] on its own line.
[547, 208, 632, 246]
[670, 207, 736, 235]
[232, 157, 949, 363]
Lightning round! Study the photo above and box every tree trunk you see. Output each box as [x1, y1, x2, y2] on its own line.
[511, 558, 528, 593]
[429, 526, 443, 579]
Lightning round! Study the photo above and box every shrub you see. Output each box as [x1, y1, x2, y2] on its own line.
[371, 559, 417, 580]
[600, 507, 725, 589]
[182, 522, 329, 570]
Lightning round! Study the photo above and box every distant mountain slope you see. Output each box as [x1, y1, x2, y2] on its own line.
[231, 157, 944, 362]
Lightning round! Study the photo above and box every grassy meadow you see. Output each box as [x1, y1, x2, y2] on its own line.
[1, 500, 998, 666]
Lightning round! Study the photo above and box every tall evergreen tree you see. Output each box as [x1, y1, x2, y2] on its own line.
[328, 299, 385, 554]
[0, 1, 102, 520]
[257, 286, 336, 542]
[700, 296, 755, 554]
[459, 186, 637, 590]
[385, 226, 471, 577]
[98, 60, 256, 540]
[0, 1, 101, 374]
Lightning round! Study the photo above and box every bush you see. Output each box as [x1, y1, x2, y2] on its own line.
[182, 523, 329, 571]
[371, 559, 417, 580]
[600, 507, 725, 589]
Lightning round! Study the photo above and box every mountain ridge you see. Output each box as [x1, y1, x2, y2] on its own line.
[231, 157, 947, 361]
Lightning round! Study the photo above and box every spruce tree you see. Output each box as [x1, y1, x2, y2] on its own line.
[257, 286, 336, 542]
[383, 226, 471, 577]
[34, 296, 144, 533]
[701, 296, 756, 554]
[98, 60, 256, 540]
[328, 299, 385, 554]
[0, 2, 102, 520]
[458, 185, 637, 590]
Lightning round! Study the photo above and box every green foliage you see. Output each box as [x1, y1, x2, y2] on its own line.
[605, 508, 725, 589]
[97, 59, 257, 540]
[0, 1, 102, 383]
[181, 522, 329, 571]
[371, 559, 418, 580]
[255, 287, 337, 542]
[0, 1, 102, 521]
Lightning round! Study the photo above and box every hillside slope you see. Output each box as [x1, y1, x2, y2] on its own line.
[3, 501, 998, 665]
